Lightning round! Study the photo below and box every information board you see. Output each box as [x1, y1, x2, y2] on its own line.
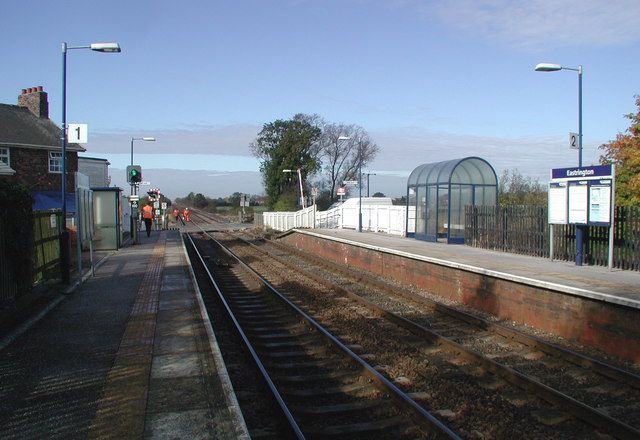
[568, 181, 588, 224]
[548, 182, 568, 224]
[589, 181, 612, 224]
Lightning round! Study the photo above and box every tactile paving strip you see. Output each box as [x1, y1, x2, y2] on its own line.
[88, 232, 166, 439]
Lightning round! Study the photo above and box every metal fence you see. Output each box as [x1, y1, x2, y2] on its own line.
[465, 205, 640, 270]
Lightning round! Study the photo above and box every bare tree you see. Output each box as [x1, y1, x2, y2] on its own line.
[318, 123, 379, 202]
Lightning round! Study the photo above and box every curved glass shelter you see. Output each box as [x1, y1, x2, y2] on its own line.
[406, 157, 498, 243]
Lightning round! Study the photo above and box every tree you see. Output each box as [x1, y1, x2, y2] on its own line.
[250, 114, 322, 209]
[372, 192, 386, 197]
[599, 96, 640, 206]
[317, 123, 379, 203]
[498, 169, 546, 206]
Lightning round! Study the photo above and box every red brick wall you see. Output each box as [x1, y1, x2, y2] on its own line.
[9, 148, 78, 193]
[282, 232, 640, 364]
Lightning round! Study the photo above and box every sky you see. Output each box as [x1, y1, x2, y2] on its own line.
[2, 0, 639, 199]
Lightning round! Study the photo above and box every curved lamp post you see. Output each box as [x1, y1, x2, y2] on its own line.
[60, 42, 121, 283]
[535, 62, 584, 266]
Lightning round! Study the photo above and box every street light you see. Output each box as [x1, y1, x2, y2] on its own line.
[535, 61, 584, 266]
[131, 137, 156, 168]
[60, 41, 121, 283]
[283, 168, 305, 208]
[130, 137, 155, 244]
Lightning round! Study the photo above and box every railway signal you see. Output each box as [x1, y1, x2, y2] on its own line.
[126, 165, 142, 183]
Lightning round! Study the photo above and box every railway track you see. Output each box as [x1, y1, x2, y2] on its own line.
[185, 229, 459, 439]
[206, 227, 640, 439]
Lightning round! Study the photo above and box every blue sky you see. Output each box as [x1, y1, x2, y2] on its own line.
[2, 0, 639, 198]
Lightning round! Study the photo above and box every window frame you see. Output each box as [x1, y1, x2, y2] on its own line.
[49, 151, 62, 173]
[0, 147, 9, 167]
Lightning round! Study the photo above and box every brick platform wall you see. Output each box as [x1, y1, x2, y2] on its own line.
[281, 232, 640, 364]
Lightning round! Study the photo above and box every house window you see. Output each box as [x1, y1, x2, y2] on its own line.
[0, 148, 9, 166]
[49, 151, 62, 173]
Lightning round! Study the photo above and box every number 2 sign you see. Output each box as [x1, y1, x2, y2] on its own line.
[569, 132, 579, 150]
[68, 123, 88, 144]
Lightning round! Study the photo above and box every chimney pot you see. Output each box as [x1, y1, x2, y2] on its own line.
[18, 86, 49, 119]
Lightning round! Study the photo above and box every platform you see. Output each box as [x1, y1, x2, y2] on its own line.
[300, 228, 640, 308]
[0, 230, 248, 439]
[279, 228, 640, 363]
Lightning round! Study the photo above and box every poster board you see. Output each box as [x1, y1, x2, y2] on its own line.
[548, 182, 568, 224]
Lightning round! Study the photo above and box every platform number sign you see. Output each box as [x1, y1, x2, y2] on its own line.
[569, 132, 579, 150]
[68, 124, 88, 144]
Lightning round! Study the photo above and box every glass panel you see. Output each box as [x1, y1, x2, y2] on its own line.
[437, 185, 449, 238]
[426, 186, 438, 236]
[416, 186, 426, 235]
[484, 186, 497, 205]
[449, 184, 463, 239]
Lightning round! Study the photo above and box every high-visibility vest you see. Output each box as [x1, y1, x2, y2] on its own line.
[142, 205, 153, 219]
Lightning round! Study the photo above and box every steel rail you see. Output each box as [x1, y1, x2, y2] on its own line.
[227, 231, 640, 440]
[189, 224, 461, 439]
[265, 234, 640, 390]
[185, 233, 305, 439]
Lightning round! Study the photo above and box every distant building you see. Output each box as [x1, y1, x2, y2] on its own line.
[0, 86, 85, 209]
[78, 156, 110, 188]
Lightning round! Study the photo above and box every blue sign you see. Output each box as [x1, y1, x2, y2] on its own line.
[551, 164, 612, 180]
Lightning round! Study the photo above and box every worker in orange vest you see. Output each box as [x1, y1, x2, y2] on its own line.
[142, 204, 154, 237]
[183, 208, 190, 222]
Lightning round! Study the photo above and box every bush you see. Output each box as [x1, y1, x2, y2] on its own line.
[0, 180, 34, 294]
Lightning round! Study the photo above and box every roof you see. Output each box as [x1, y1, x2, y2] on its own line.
[0, 104, 85, 152]
[407, 157, 497, 187]
[78, 156, 110, 163]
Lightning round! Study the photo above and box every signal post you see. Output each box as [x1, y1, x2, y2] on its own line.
[126, 165, 142, 244]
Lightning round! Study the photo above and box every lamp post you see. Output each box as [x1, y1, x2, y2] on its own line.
[60, 42, 121, 284]
[130, 137, 155, 244]
[283, 168, 305, 208]
[535, 62, 584, 266]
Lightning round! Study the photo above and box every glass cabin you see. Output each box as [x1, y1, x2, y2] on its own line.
[406, 157, 498, 244]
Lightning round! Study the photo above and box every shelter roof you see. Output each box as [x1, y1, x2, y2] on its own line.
[408, 157, 497, 187]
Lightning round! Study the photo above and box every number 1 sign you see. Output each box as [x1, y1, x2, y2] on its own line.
[68, 123, 88, 144]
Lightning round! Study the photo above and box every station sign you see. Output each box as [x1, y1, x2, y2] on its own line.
[549, 165, 613, 226]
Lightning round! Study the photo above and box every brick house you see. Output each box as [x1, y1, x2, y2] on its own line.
[0, 86, 85, 207]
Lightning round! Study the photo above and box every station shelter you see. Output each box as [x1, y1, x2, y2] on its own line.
[406, 157, 498, 244]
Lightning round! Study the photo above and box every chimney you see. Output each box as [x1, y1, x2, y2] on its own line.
[17, 86, 49, 119]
